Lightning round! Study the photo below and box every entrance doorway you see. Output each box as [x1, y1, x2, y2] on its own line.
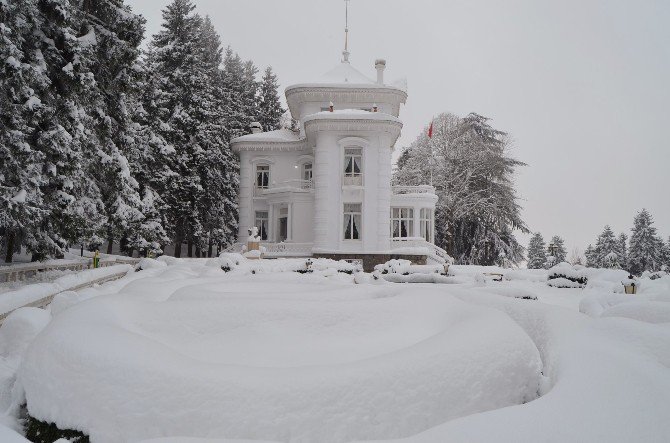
[279, 217, 288, 242]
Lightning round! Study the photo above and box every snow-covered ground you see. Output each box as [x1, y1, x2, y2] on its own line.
[1, 257, 669, 442]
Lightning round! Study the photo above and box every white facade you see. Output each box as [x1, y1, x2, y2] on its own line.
[231, 58, 445, 263]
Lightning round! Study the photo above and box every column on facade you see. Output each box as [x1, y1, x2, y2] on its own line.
[376, 142, 392, 250]
[413, 203, 422, 240]
[238, 151, 253, 240]
[312, 134, 331, 250]
[288, 202, 294, 241]
[268, 204, 275, 243]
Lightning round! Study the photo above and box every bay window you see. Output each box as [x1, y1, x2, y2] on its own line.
[391, 207, 414, 238]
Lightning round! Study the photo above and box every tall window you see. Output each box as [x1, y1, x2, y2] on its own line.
[420, 208, 433, 242]
[343, 203, 362, 240]
[343, 147, 362, 185]
[256, 164, 270, 189]
[391, 208, 414, 238]
[302, 163, 313, 181]
[255, 211, 268, 241]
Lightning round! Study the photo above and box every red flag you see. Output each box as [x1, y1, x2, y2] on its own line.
[428, 120, 434, 138]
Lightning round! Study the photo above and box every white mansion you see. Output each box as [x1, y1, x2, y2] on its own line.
[230, 56, 448, 268]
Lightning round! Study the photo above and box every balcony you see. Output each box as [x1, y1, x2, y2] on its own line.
[392, 185, 436, 195]
[254, 179, 314, 197]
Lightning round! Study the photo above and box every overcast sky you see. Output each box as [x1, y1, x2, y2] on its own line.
[127, 0, 670, 253]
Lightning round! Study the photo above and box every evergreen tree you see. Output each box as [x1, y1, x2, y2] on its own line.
[0, 0, 50, 262]
[221, 48, 249, 139]
[616, 233, 628, 271]
[547, 235, 567, 265]
[193, 16, 238, 255]
[594, 226, 620, 268]
[628, 209, 664, 275]
[527, 233, 547, 269]
[29, 0, 107, 260]
[77, 0, 168, 256]
[585, 244, 597, 267]
[145, 0, 207, 257]
[242, 59, 260, 121]
[257, 66, 284, 132]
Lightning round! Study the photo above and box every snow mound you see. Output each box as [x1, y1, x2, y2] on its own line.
[601, 301, 670, 323]
[18, 262, 541, 443]
[0, 308, 51, 416]
[136, 257, 168, 271]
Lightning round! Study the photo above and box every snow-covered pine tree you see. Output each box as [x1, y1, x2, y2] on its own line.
[527, 233, 547, 269]
[394, 112, 527, 265]
[28, 0, 107, 260]
[193, 16, 238, 255]
[145, 0, 207, 257]
[616, 233, 628, 271]
[242, 59, 260, 123]
[257, 66, 285, 132]
[547, 235, 567, 266]
[594, 226, 620, 268]
[222, 48, 250, 139]
[0, 0, 51, 262]
[76, 0, 168, 256]
[584, 244, 598, 268]
[628, 209, 664, 275]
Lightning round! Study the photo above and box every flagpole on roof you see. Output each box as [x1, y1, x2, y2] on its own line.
[428, 115, 435, 186]
[343, 0, 350, 62]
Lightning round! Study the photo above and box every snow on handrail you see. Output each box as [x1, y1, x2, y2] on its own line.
[0, 265, 132, 325]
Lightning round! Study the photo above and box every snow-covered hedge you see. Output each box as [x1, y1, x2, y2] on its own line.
[547, 262, 588, 288]
[374, 259, 445, 276]
[215, 254, 361, 275]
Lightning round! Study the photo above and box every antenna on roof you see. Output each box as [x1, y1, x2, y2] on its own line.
[342, 0, 350, 63]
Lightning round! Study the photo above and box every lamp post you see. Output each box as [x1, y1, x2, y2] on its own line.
[623, 274, 638, 295]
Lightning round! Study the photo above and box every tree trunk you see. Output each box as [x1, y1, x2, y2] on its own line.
[174, 225, 184, 258]
[207, 237, 213, 258]
[195, 246, 201, 258]
[4, 230, 15, 263]
[106, 238, 113, 254]
[187, 240, 193, 258]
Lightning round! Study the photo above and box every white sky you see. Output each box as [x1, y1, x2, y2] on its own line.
[127, 0, 670, 253]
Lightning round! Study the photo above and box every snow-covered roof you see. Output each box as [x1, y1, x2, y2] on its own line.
[320, 61, 375, 84]
[287, 61, 401, 90]
[231, 129, 303, 144]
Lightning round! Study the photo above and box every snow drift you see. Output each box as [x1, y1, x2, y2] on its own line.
[18, 262, 542, 443]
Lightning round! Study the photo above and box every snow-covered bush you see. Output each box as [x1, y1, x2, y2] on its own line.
[547, 262, 588, 288]
[135, 258, 167, 272]
[374, 260, 443, 276]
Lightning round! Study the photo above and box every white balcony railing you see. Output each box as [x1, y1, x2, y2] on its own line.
[392, 185, 436, 195]
[254, 179, 313, 196]
[224, 242, 313, 257]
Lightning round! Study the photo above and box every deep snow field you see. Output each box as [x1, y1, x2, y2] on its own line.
[1, 256, 669, 443]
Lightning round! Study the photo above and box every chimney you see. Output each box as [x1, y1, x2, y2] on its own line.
[375, 59, 386, 85]
[250, 122, 263, 134]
